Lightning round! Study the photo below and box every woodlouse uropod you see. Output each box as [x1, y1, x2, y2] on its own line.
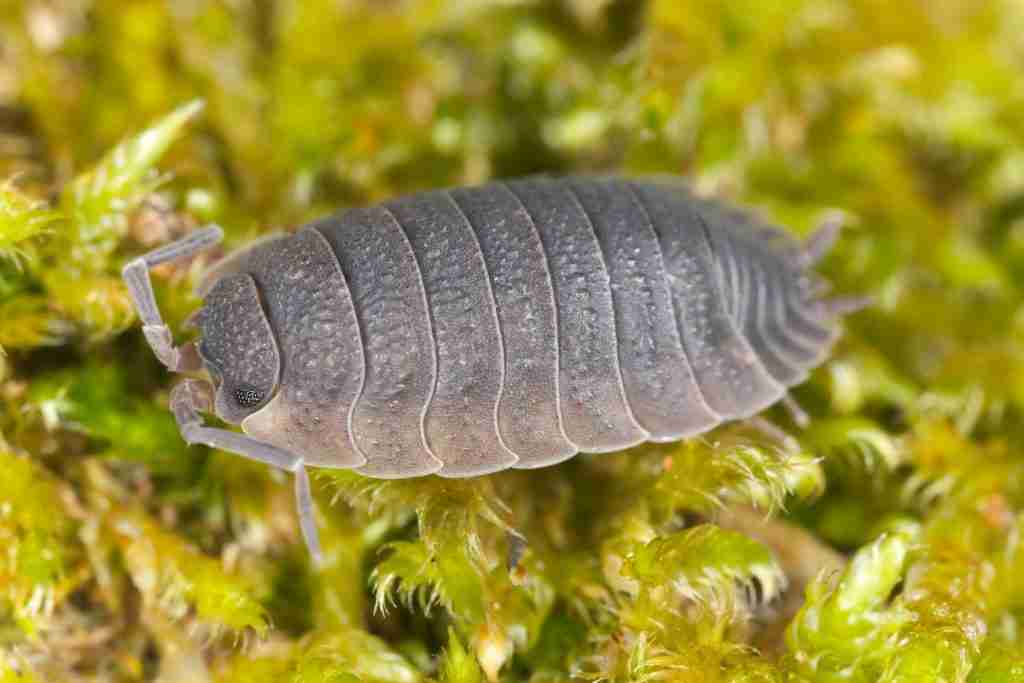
[123, 176, 866, 561]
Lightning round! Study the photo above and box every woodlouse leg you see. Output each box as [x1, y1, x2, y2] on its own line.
[170, 378, 323, 565]
[802, 213, 843, 267]
[819, 296, 874, 317]
[122, 225, 223, 372]
[746, 416, 800, 454]
[781, 394, 810, 429]
[805, 277, 831, 298]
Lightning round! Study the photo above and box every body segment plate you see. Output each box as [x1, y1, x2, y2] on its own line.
[387, 191, 518, 476]
[315, 208, 443, 477]
[448, 184, 576, 467]
[242, 228, 366, 468]
[570, 178, 718, 439]
[632, 183, 784, 419]
[507, 178, 648, 451]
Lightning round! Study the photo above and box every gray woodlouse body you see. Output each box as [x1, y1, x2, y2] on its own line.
[123, 176, 865, 560]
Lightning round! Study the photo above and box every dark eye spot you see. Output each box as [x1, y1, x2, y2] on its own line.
[234, 387, 265, 408]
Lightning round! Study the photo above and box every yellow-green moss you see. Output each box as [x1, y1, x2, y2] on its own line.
[2, 1, 1024, 681]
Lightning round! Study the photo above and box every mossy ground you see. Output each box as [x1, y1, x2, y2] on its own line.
[2, 1, 1024, 681]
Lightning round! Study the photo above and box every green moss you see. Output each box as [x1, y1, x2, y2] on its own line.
[3, 0, 1024, 680]
[786, 529, 916, 680]
[0, 451, 78, 637]
[437, 629, 485, 683]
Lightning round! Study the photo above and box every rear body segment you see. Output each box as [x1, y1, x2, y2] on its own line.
[630, 182, 786, 420]
[706, 222, 807, 386]
[694, 197, 827, 374]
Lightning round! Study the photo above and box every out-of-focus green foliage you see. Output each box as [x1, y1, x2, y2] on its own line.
[0, 451, 77, 637]
[2, 0, 1024, 681]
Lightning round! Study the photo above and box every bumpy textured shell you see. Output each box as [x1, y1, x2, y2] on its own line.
[196, 177, 840, 478]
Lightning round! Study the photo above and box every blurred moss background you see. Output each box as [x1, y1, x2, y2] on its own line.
[3, 0, 1024, 680]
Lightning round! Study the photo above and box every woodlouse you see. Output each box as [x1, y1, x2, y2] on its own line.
[123, 176, 866, 560]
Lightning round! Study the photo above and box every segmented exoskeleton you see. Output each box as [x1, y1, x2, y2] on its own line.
[123, 177, 865, 560]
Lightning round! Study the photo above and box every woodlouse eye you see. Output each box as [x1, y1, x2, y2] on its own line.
[234, 387, 265, 408]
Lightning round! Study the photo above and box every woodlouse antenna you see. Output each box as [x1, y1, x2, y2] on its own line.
[122, 225, 223, 373]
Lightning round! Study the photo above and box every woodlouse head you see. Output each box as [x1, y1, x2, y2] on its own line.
[188, 272, 281, 424]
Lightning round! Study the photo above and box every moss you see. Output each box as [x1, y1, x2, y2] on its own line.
[2, 0, 1024, 680]
[0, 451, 78, 638]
